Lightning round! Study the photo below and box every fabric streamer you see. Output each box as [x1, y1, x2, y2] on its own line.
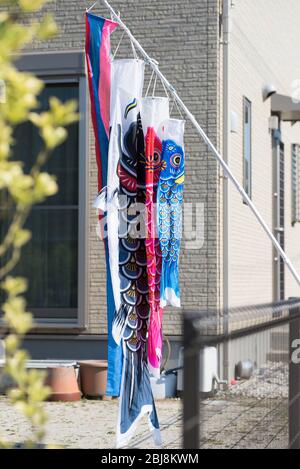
[110, 72, 160, 448]
[82, 4, 197, 449]
[85, 12, 123, 397]
[108, 59, 145, 340]
[158, 119, 185, 308]
[141, 97, 169, 377]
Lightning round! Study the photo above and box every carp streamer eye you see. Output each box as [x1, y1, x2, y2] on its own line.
[153, 151, 160, 162]
[171, 153, 181, 168]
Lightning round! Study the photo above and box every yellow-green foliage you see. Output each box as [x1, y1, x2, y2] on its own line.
[0, 0, 79, 447]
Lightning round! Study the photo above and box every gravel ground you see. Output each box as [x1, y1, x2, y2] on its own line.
[200, 397, 288, 449]
[0, 396, 182, 449]
[0, 362, 289, 449]
[0, 393, 288, 449]
[224, 361, 288, 399]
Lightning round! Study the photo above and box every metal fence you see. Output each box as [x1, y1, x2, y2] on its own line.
[183, 298, 300, 449]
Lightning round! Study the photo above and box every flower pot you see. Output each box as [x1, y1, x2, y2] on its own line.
[78, 360, 108, 398]
[45, 366, 81, 402]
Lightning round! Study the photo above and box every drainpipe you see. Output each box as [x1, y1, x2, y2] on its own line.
[222, 0, 232, 382]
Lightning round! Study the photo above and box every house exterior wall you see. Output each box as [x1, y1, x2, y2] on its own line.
[281, 122, 300, 299]
[227, 0, 300, 307]
[2, 0, 300, 367]
[18, 0, 221, 340]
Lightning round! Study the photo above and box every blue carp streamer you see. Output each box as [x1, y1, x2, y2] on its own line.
[158, 138, 185, 308]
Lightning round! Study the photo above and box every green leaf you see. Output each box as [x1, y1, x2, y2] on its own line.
[1, 276, 28, 296]
[5, 334, 21, 354]
[14, 229, 32, 248]
[34, 172, 58, 200]
[19, 0, 47, 13]
[41, 125, 67, 150]
[37, 14, 58, 40]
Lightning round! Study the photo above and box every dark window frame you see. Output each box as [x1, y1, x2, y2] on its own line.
[243, 97, 252, 199]
[0, 52, 89, 331]
[291, 143, 300, 226]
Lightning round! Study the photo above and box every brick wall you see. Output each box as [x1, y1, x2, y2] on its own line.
[21, 0, 221, 335]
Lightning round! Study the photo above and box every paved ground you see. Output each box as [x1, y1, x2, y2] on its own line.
[200, 397, 288, 449]
[0, 359, 289, 449]
[0, 396, 182, 449]
[0, 393, 288, 449]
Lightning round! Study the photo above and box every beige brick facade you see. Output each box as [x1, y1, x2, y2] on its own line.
[226, 0, 300, 307]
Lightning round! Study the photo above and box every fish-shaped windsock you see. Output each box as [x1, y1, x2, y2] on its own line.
[86, 14, 161, 449]
[116, 110, 161, 449]
[141, 97, 169, 378]
[108, 59, 145, 346]
[157, 119, 185, 308]
[107, 65, 160, 449]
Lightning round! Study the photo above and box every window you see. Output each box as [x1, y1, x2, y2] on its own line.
[0, 52, 88, 327]
[0, 52, 89, 331]
[279, 142, 285, 301]
[243, 97, 252, 198]
[0, 83, 79, 320]
[291, 144, 300, 225]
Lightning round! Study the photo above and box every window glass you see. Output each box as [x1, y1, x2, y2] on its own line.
[0, 82, 79, 319]
[291, 144, 300, 225]
[243, 98, 252, 198]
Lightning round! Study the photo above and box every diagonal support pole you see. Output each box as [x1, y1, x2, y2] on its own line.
[90, 0, 300, 288]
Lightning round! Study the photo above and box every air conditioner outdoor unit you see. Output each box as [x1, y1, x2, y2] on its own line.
[177, 346, 227, 393]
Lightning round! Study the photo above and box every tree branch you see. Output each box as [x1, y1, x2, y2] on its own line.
[0, 247, 21, 280]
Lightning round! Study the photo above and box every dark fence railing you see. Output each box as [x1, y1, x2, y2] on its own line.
[183, 298, 300, 449]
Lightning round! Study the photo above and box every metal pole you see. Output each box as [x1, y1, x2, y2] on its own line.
[87, 1, 98, 12]
[222, 0, 231, 382]
[97, 0, 300, 288]
[289, 301, 300, 449]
